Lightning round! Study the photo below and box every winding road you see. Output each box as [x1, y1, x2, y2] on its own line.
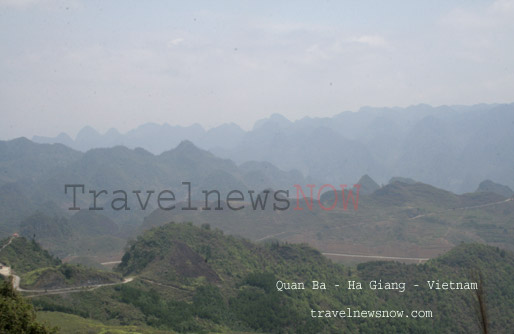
[0, 235, 133, 297]
[0, 235, 16, 252]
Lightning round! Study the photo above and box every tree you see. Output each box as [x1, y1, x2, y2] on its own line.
[0, 277, 58, 334]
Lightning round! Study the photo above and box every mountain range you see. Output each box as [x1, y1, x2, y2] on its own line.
[32, 103, 514, 193]
[0, 137, 307, 227]
[1, 136, 513, 267]
[1, 105, 514, 332]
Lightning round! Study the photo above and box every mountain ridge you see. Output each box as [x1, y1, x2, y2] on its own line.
[30, 103, 514, 193]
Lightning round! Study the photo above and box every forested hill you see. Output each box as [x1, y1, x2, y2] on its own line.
[33, 222, 514, 333]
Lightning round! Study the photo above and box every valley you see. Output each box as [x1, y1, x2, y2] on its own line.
[1, 222, 513, 333]
[0, 129, 513, 333]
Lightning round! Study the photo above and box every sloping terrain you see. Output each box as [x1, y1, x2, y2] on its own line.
[28, 222, 514, 333]
[141, 181, 514, 260]
[0, 236, 121, 292]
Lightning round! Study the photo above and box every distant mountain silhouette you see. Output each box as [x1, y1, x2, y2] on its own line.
[32, 103, 514, 193]
[477, 180, 514, 198]
[357, 174, 380, 195]
[33, 122, 245, 154]
[0, 138, 307, 239]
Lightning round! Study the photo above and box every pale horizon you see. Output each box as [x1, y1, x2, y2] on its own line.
[2, 0, 514, 139]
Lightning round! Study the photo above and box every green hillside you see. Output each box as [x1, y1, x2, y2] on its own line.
[30, 222, 514, 333]
[37, 312, 172, 334]
[0, 237, 60, 274]
[21, 263, 122, 290]
[0, 236, 122, 292]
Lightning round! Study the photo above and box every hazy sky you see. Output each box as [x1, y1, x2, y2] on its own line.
[1, 0, 513, 139]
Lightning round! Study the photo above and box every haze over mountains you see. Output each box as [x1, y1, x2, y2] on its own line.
[3, 105, 514, 333]
[1, 130, 513, 266]
[33, 103, 514, 193]
[3, 102, 514, 266]
[0, 137, 309, 236]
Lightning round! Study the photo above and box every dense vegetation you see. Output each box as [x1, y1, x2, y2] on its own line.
[0, 237, 60, 274]
[0, 236, 121, 292]
[0, 278, 57, 334]
[21, 263, 122, 290]
[29, 222, 514, 333]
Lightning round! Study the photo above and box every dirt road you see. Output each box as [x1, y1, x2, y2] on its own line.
[0, 235, 134, 297]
